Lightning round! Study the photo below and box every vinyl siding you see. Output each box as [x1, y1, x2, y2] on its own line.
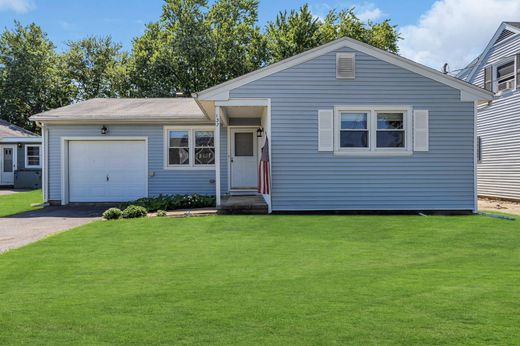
[470, 32, 520, 200]
[230, 47, 476, 211]
[47, 125, 222, 201]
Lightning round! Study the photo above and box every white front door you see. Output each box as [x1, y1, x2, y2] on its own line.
[230, 128, 258, 189]
[68, 140, 147, 202]
[0, 145, 17, 185]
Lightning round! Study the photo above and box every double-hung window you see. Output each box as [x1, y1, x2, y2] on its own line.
[165, 127, 215, 168]
[25, 145, 41, 168]
[334, 106, 411, 154]
[496, 60, 515, 92]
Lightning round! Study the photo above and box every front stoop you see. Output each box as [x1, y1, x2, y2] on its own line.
[219, 195, 268, 214]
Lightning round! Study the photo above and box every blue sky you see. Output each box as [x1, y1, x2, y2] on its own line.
[0, 0, 518, 70]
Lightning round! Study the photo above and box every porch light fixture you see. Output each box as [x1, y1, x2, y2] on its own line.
[256, 127, 264, 138]
[101, 125, 108, 135]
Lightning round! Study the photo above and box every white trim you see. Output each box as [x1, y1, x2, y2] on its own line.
[473, 101, 478, 214]
[163, 126, 216, 170]
[215, 99, 270, 107]
[30, 117, 210, 124]
[196, 37, 493, 101]
[466, 22, 520, 82]
[215, 107, 221, 207]
[60, 136, 148, 205]
[333, 106, 413, 155]
[264, 99, 273, 214]
[0, 137, 41, 143]
[43, 125, 49, 202]
[24, 144, 42, 168]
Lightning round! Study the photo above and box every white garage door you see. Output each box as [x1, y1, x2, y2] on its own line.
[68, 140, 147, 202]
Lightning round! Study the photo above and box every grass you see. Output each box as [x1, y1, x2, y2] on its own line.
[0, 214, 519, 345]
[0, 189, 42, 217]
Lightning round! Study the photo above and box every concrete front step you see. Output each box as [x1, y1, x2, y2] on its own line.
[219, 195, 268, 214]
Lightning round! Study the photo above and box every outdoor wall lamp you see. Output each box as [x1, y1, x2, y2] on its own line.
[256, 127, 264, 138]
[101, 125, 108, 135]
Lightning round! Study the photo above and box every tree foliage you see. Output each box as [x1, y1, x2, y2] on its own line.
[62, 36, 128, 100]
[266, 5, 401, 62]
[0, 22, 72, 131]
[0, 1, 401, 130]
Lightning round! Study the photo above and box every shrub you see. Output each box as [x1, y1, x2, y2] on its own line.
[156, 210, 167, 217]
[122, 205, 148, 219]
[102, 207, 122, 220]
[122, 194, 216, 212]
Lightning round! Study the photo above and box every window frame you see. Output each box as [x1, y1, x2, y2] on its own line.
[163, 126, 215, 170]
[25, 144, 42, 168]
[493, 57, 516, 94]
[334, 106, 413, 156]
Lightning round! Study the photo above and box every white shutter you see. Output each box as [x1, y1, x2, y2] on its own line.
[318, 109, 334, 152]
[336, 53, 355, 79]
[414, 110, 429, 152]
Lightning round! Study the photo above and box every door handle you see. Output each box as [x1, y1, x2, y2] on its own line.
[106, 175, 109, 182]
[230, 158, 234, 163]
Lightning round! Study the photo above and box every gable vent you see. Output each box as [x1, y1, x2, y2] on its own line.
[336, 53, 355, 79]
[496, 29, 515, 44]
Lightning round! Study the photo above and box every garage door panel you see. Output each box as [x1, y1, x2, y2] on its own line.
[69, 140, 147, 202]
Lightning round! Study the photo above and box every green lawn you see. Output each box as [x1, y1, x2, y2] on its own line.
[0, 215, 519, 345]
[0, 189, 42, 217]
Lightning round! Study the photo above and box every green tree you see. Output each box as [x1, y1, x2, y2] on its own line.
[207, 0, 266, 85]
[62, 36, 127, 100]
[265, 4, 322, 63]
[128, 22, 175, 97]
[266, 5, 401, 63]
[0, 21, 71, 131]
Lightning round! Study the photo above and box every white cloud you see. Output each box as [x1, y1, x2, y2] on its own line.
[311, 2, 385, 22]
[399, 0, 520, 71]
[0, 0, 34, 13]
[356, 3, 384, 22]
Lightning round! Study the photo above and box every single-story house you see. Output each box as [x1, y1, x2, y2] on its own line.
[30, 37, 493, 213]
[0, 119, 42, 189]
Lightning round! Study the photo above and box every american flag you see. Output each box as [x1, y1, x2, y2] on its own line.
[258, 137, 270, 194]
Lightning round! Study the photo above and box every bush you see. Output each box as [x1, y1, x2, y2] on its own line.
[122, 194, 216, 212]
[102, 207, 122, 220]
[156, 210, 167, 217]
[122, 205, 148, 219]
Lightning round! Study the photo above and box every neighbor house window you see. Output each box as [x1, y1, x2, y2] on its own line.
[25, 145, 41, 168]
[496, 60, 515, 92]
[164, 127, 215, 168]
[334, 107, 411, 154]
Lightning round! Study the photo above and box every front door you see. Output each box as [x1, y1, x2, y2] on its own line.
[0, 145, 16, 185]
[230, 128, 258, 189]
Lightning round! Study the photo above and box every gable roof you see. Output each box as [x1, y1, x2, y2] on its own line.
[0, 119, 37, 138]
[30, 98, 208, 123]
[195, 36, 493, 101]
[463, 22, 520, 82]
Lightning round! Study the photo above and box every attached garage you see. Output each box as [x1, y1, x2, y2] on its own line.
[63, 138, 148, 203]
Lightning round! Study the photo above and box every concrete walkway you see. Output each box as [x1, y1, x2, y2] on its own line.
[0, 206, 105, 253]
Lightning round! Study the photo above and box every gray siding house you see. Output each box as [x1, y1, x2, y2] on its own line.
[458, 22, 520, 201]
[0, 120, 42, 189]
[31, 37, 492, 212]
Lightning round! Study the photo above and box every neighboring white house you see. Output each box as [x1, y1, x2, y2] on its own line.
[0, 119, 42, 189]
[30, 37, 493, 213]
[458, 21, 520, 201]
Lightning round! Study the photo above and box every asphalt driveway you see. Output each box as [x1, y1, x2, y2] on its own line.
[0, 206, 105, 252]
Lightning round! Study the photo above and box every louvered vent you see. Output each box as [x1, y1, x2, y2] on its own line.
[336, 53, 355, 79]
[496, 29, 515, 44]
